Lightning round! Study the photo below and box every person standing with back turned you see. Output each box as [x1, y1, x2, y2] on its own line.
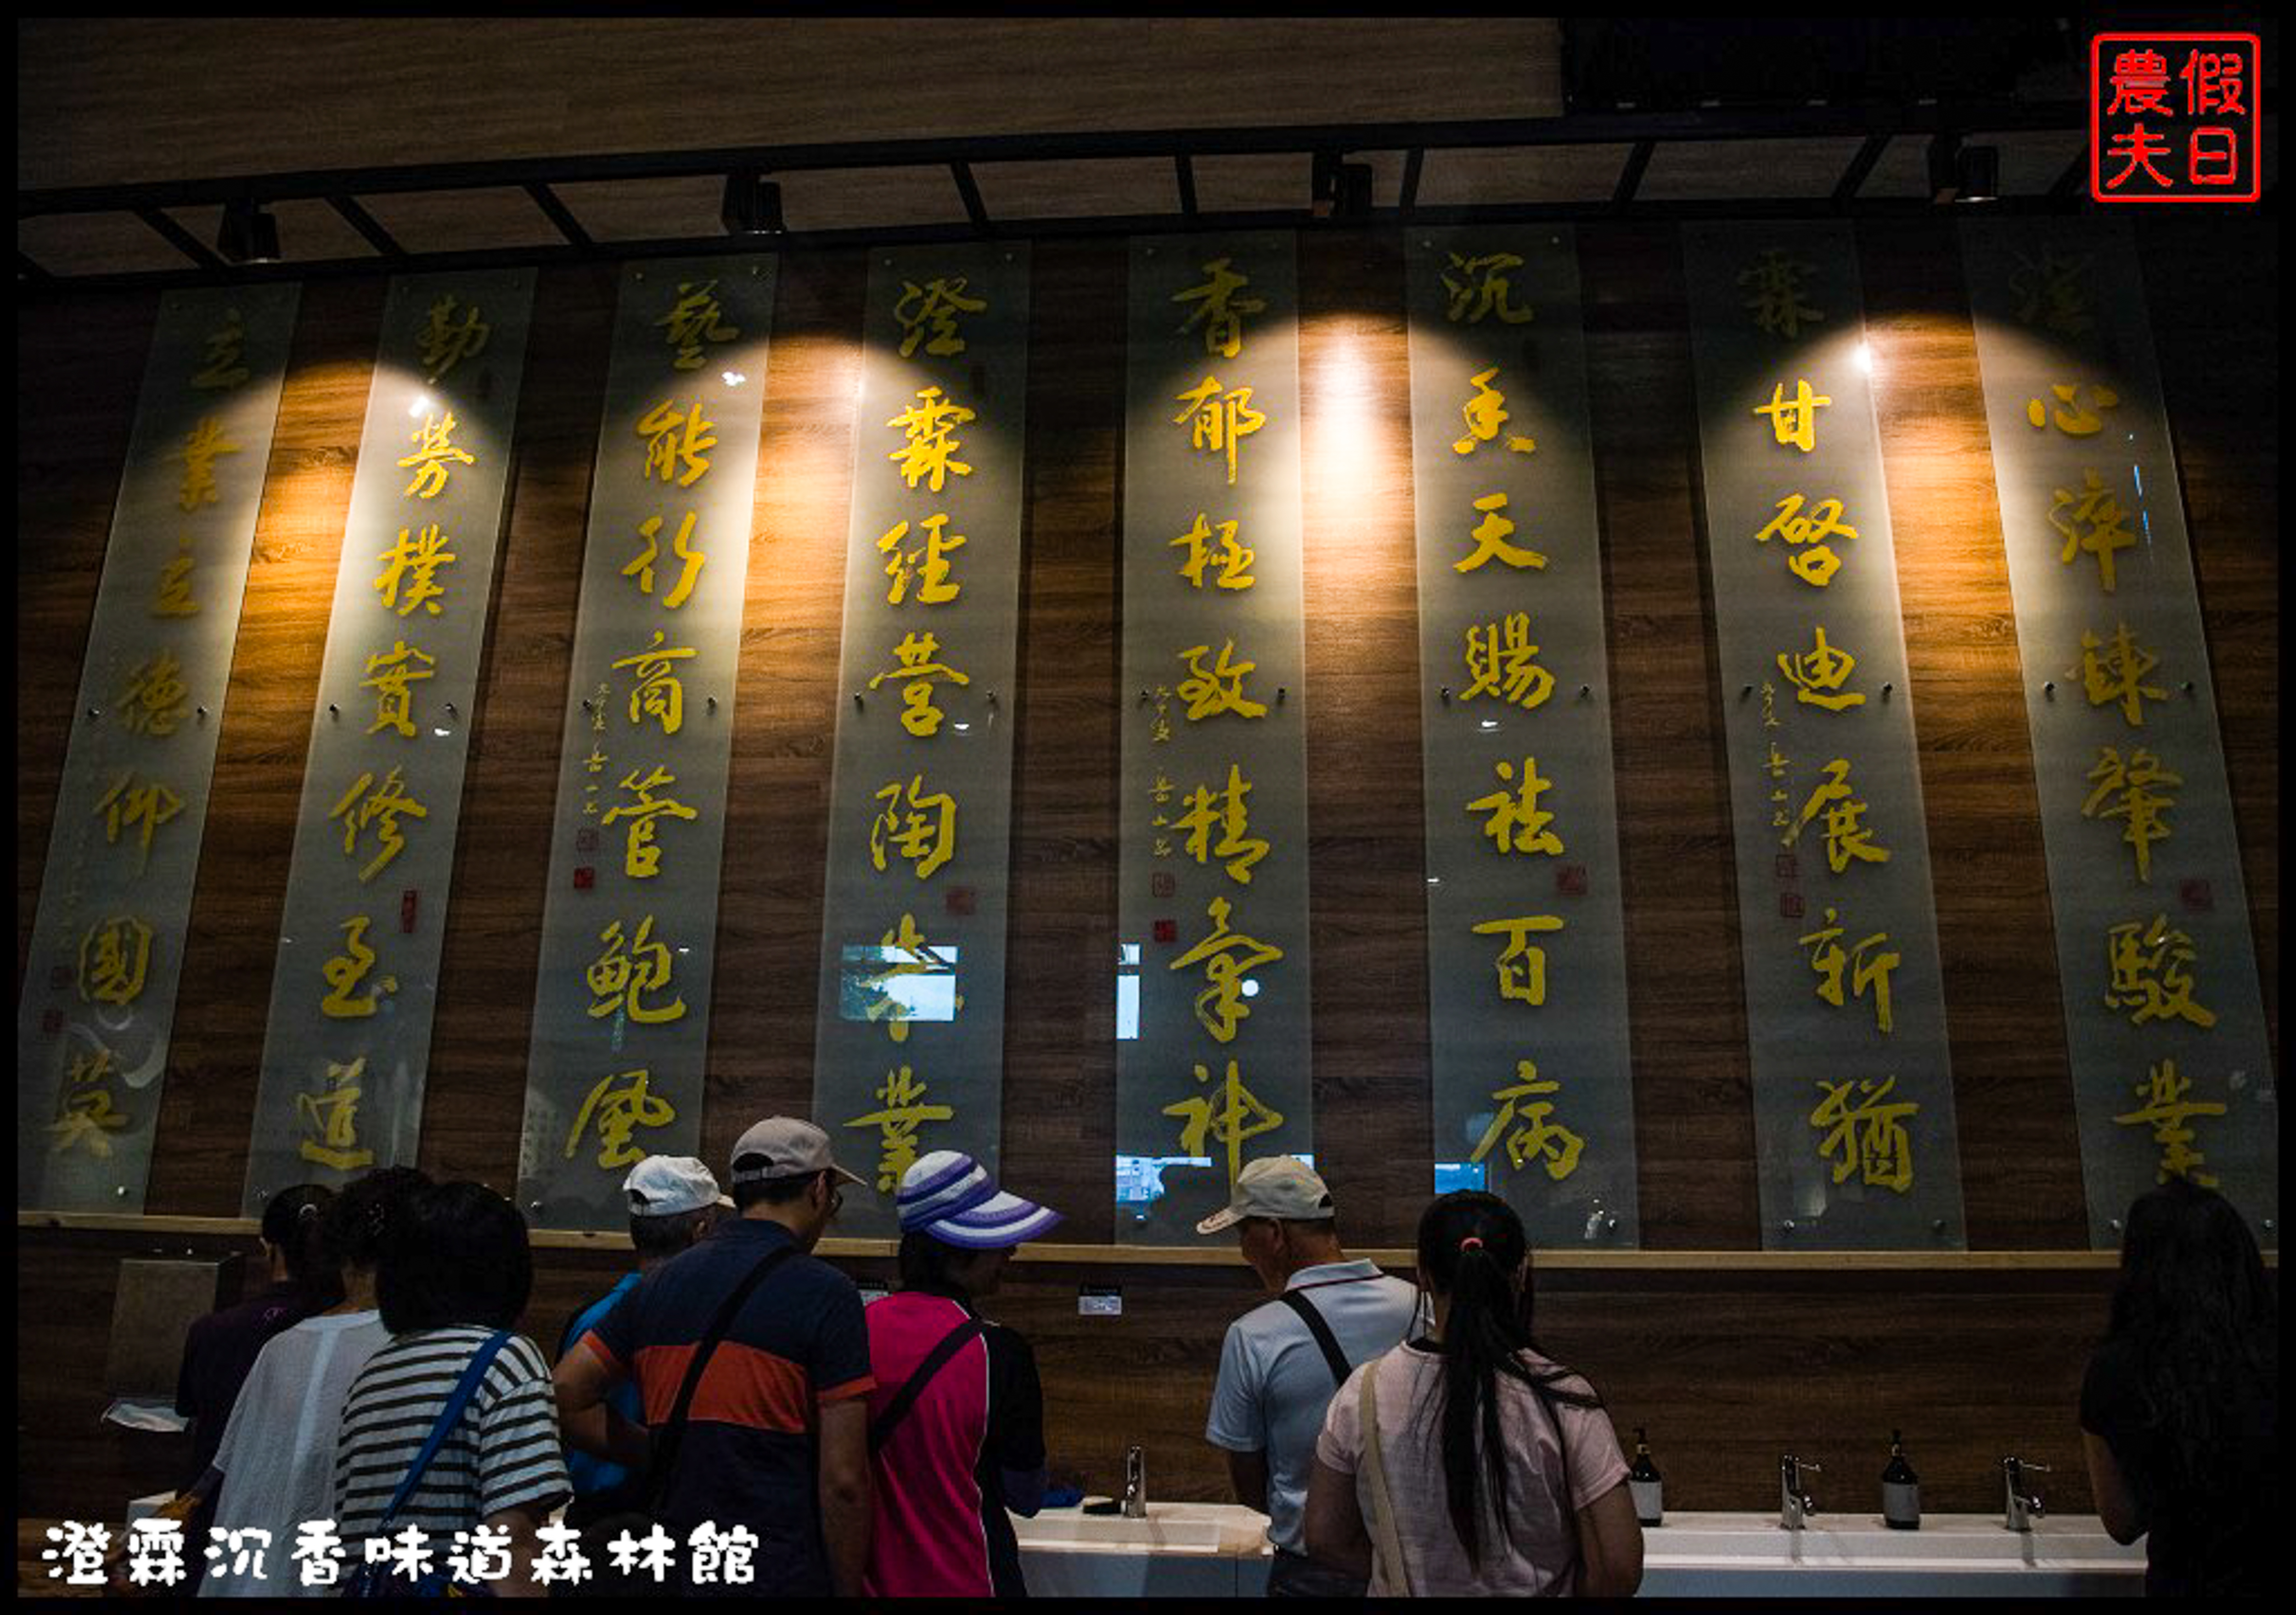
[1199, 1156, 1419, 1597]
[554, 1117, 876, 1598]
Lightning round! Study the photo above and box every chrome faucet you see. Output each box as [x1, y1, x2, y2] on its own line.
[2002, 1457, 2048, 1531]
[1779, 1454, 1821, 1530]
[1122, 1444, 1148, 1518]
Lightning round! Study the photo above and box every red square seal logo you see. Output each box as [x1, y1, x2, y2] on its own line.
[2092, 33, 2262, 203]
[945, 886, 977, 917]
[573, 866, 596, 890]
[1779, 892, 1805, 920]
[1153, 919, 1177, 945]
[1555, 864, 1588, 897]
[1151, 871, 1176, 900]
[2179, 877, 2214, 913]
[1775, 853, 1799, 882]
[575, 828, 599, 853]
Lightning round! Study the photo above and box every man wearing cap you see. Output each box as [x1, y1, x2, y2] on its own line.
[863, 1151, 1062, 1598]
[1201, 1156, 1419, 1598]
[553, 1156, 731, 1529]
[554, 1118, 876, 1598]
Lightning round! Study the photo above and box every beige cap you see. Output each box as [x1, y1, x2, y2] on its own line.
[729, 1116, 867, 1189]
[1196, 1156, 1335, 1234]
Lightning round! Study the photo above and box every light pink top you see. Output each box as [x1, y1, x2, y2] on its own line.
[1317, 1342, 1629, 1597]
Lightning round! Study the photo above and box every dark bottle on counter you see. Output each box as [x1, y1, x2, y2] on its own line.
[1628, 1427, 1664, 1526]
[1881, 1429, 1921, 1529]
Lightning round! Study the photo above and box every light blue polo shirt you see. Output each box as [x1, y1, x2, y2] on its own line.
[1204, 1259, 1420, 1554]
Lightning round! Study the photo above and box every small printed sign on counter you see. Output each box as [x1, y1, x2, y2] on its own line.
[1077, 1285, 1122, 1316]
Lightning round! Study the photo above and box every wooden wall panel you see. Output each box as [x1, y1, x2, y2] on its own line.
[15, 214, 2275, 1528]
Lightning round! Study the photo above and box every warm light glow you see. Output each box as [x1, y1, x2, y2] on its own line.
[409, 395, 432, 418]
[1853, 343, 1874, 375]
[722, 371, 746, 388]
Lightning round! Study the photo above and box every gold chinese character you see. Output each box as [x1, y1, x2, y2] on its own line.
[1754, 379, 1830, 453]
[1755, 494, 1857, 587]
[173, 417, 241, 511]
[417, 295, 490, 384]
[94, 772, 185, 872]
[328, 765, 428, 882]
[566, 1067, 676, 1170]
[1164, 1059, 1285, 1187]
[871, 773, 958, 880]
[857, 911, 953, 1045]
[1461, 613, 1554, 710]
[2008, 247, 2095, 338]
[296, 1057, 375, 1171]
[360, 640, 437, 738]
[1740, 248, 1824, 339]
[398, 411, 475, 500]
[191, 307, 250, 390]
[152, 539, 199, 617]
[1777, 625, 1863, 710]
[846, 1065, 955, 1192]
[587, 915, 687, 1024]
[1809, 1075, 1917, 1192]
[1467, 757, 1563, 857]
[1171, 376, 1266, 487]
[1176, 640, 1268, 722]
[1440, 251, 1535, 325]
[1784, 758, 1890, 873]
[78, 915, 154, 1006]
[610, 629, 696, 735]
[1455, 491, 1545, 573]
[2113, 1058, 2225, 1186]
[2078, 621, 2167, 728]
[638, 399, 717, 487]
[1172, 257, 1266, 359]
[1452, 367, 1536, 457]
[1170, 896, 1283, 1043]
[119, 649, 191, 736]
[887, 386, 976, 493]
[319, 915, 396, 1019]
[879, 514, 966, 606]
[373, 524, 458, 617]
[2048, 470, 2137, 593]
[657, 281, 739, 371]
[601, 764, 698, 879]
[2104, 916, 2217, 1029]
[1471, 914, 1564, 1006]
[625, 510, 707, 610]
[894, 277, 988, 359]
[867, 630, 972, 737]
[2082, 747, 2181, 883]
[1469, 1059, 1585, 1182]
[2026, 381, 2121, 436]
[1799, 907, 1898, 1034]
[50, 1086, 131, 1158]
[1172, 763, 1268, 884]
[1170, 513, 1255, 590]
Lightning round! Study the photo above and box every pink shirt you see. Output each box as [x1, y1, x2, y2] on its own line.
[862, 1292, 999, 1598]
[1317, 1343, 1629, 1597]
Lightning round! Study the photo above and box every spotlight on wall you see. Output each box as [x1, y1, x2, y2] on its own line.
[217, 198, 281, 265]
[1927, 134, 2000, 204]
[720, 171, 785, 236]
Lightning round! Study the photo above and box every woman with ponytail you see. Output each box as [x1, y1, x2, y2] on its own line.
[1303, 1191, 1642, 1596]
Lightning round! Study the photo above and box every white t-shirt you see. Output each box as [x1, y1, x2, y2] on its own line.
[199, 1310, 391, 1598]
[1316, 1341, 1629, 1597]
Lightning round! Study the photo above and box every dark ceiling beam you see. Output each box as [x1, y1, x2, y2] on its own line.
[950, 161, 990, 232]
[326, 195, 406, 259]
[2048, 150, 2088, 204]
[17, 102, 2091, 219]
[523, 182, 593, 250]
[1175, 154, 1198, 218]
[1613, 140, 1656, 205]
[18, 250, 53, 286]
[1831, 134, 1891, 205]
[1399, 147, 1425, 217]
[133, 206, 223, 270]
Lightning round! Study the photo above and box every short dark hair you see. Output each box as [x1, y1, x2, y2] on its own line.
[629, 1205, 712, 1261]
[896, 1229, 972, 1291]
[377, 1181, 533, 1333]
[323, 1166, 432, 1273]
[261, 1184, 342, 1300]
[733, 1170, 827, 1210]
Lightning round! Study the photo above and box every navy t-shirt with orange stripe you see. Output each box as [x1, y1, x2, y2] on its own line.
[582, 1218, 875, 1595]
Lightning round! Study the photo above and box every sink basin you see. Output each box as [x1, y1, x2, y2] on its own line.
[1643, 1512, 2142, 1567]
[1013, 1502, 1268, 1557]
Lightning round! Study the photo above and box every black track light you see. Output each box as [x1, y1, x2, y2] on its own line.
[720, 172, 785, 236]
[218, 198, 281, 265]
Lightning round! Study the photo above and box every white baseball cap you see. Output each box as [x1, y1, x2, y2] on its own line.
[729, 1116, 867, 1189]
[622, 1156, 733, 1218]
[1196, 1156, 1336, 1234]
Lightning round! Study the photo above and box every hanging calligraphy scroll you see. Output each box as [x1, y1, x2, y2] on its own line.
[514, 259, 777, 1229]
[1683, 223, 1965, 1250]
[812, 245, 1031, 1236]
[1960, 218, 2276, 1249]
[17, 286, 300, 1211]
[1406, 228, 1638, 1246]
[240, 271, 534, 1215]
[1115, 232, 1313, 1242]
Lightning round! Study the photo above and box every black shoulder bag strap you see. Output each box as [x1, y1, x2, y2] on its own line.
[645, 1242, 798, 1510]
[1278, 1289, 1351, 1388]
[868, 1314, 987, 1455]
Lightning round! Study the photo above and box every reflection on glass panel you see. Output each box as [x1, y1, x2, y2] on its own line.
[1433, 1160, 1490, 1196]
[1115, 1151, 1316, 1206]
[838, 942, 959, 1028]
[1116, 943, 1140, 1041]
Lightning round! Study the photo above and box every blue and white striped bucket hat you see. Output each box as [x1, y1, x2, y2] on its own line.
[897, 1150, 1063, 1249]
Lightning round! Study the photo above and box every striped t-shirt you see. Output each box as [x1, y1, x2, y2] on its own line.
[333, 1327, 570, 1544]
